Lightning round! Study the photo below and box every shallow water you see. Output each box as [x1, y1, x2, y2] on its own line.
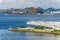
[0, 30, 60, 40]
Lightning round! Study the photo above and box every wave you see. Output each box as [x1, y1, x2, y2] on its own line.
[27, 21, 60, 28]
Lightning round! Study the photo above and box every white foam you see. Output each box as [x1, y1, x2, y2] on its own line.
[27, 21, 60, 28]
[4, 14, 8, 15]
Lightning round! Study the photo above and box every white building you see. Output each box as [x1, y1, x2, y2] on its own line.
[50, 10, 60, 14]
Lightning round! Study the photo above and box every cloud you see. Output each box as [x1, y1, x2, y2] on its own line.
[0, 0, 60, 9]
[0, 0, 3, 3]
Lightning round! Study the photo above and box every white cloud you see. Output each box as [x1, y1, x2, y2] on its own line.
[0, 0, 2, 3]
[0, 0, 60, 9]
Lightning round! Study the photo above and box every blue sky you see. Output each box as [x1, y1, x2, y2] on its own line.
[0, 0, 60, 9]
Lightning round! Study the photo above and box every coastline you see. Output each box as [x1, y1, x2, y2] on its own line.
[8, 28, 60, 35]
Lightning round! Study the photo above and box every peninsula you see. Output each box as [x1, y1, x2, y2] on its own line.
[8, 26, 60, 35]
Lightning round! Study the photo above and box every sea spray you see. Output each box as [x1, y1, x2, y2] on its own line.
[27, 21, 60, 28]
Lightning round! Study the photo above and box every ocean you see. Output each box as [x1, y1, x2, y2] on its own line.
[0, 13, 60, 29]
[0, 30, 59, 40]
[0, 13, 60, 40]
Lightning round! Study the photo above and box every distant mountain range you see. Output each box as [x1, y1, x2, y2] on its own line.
[0, 7, 60, 14]
[46, 8, 60, 11]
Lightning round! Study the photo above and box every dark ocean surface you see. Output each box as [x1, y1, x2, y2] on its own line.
[0, 13, 60, 40]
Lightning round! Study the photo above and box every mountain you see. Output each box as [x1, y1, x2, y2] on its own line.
[46, 8, 55, 11]
[37, 7, 46, 13]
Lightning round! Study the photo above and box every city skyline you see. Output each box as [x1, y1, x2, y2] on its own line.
[0, 0, 60, 9]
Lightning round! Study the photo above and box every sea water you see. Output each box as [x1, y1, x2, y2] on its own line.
[0, 13, 60, 29]
[0, 13, 60, 40]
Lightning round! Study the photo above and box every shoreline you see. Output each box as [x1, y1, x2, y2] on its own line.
[8, 28, 60, 35]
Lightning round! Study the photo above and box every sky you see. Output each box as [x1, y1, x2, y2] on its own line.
[0, 0, 60, 9]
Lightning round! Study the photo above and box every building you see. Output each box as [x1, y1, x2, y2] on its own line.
[9, 8, 27, 14]
[50, 10, 60, 14]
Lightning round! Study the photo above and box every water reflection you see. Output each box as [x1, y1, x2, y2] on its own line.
[0, 30, 60, 40]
